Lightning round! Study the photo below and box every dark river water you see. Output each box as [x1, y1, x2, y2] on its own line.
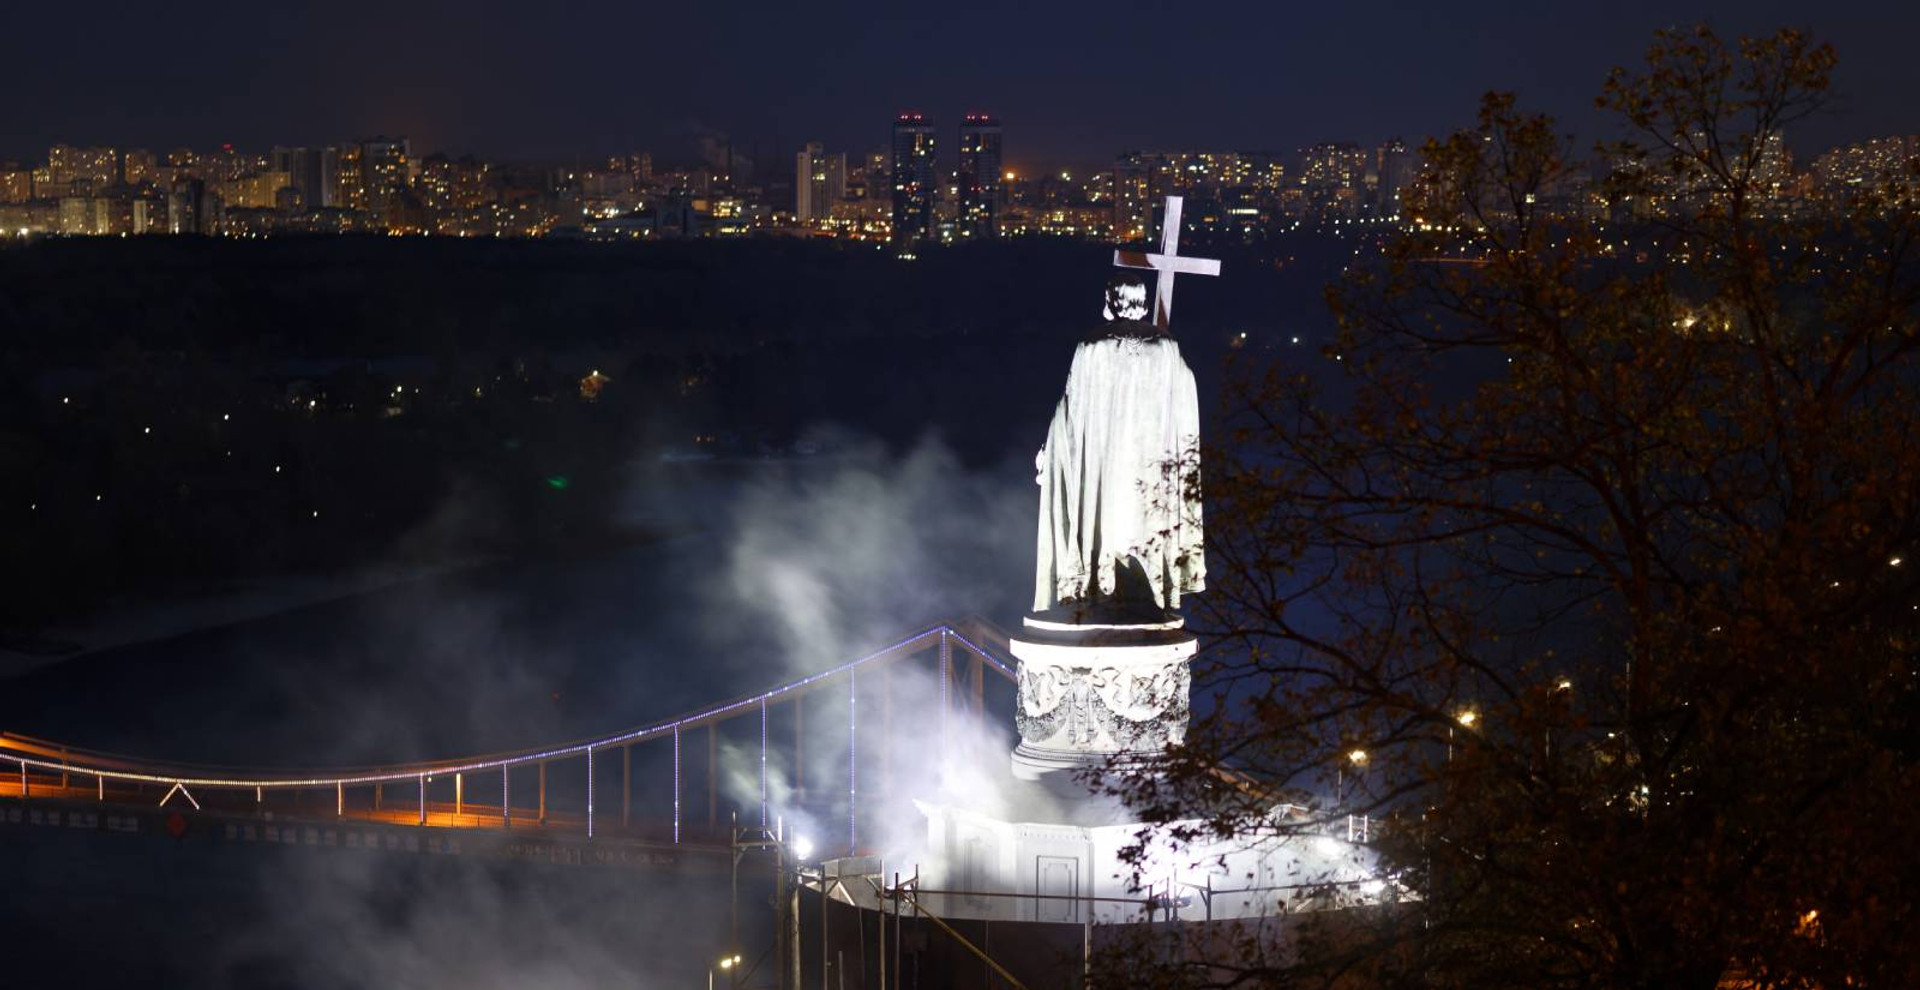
[0, 452, 1036, 989]
[0, 453, 1034, 767]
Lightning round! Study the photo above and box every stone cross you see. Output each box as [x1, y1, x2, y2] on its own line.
[1113, 195, 1222, 328]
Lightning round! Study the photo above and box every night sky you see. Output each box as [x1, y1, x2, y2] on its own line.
[3, 0, 1915, 169]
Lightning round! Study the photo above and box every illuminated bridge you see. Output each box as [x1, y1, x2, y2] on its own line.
[0, 619, 1016, 867]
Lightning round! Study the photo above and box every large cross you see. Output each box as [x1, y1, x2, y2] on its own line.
[1114, 195, 1221, 328]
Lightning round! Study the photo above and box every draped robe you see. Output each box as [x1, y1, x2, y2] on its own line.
[1033, 329, 1205, 613]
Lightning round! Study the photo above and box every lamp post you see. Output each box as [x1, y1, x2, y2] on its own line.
[1548, 679, 1572, 760]
[1448, 709, 1477, 761]
[708, 954, 741, 990]
[1336, 748, 1367, 800]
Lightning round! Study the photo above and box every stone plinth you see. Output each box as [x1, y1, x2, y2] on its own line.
[1008, 611, 1196, 784]
[912, 797, 1391, 924]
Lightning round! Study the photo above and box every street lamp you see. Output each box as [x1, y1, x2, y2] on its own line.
[708, 954, 742, 990]
[1337, 748, 1368, 799]
[1448, 710, 1477, 762]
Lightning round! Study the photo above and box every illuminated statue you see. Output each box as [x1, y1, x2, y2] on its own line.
[1014, 197, 1217, 780]
[1032, 271, 1206, 615]
[923, 206, 1384, 924]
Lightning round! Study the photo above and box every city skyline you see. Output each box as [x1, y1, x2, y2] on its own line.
[6, 124, 1917, 244]
[4, 1, 1917, 169]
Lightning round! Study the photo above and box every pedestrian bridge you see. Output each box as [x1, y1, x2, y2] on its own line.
[0, 619, 1016, 862]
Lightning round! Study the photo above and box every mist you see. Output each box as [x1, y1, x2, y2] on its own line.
[112, 426, 1055, 987]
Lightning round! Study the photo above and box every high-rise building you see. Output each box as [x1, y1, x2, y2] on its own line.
[1753, 132, 1793, 201]
[205, 144, 257, 182]
[416, 154, 493, 234]
[1811, 135, 1920, 206]
[167, 177, 217, 234]
[332, 143, 366, 211]
[0, 165, 30, 204]
[796, 142, 820, 220]
[794, 141, 846, 222]
[219, 171, 292, 209]
[46, 145, 119, 196]
[57, 196, 107, 234]
[859, 151, 889, 201]
[272, 146, 337, 211]
[129, 195, 159, 234]
[890, 113, 936, 247]
[1376, 138, 1413, 217]
[122, 149, 158, 188]
[1297, 142, 1369, 218]
[1113, 159, 1152, 243]
[166, 148, 202, 179]
[956, 113, 1003, 239]
[360, 137, 410, 217]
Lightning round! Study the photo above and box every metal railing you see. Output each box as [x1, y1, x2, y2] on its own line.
[1, 618, 1016, 840]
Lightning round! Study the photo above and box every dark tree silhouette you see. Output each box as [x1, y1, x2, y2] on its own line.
[1104, 27, 1920, 990]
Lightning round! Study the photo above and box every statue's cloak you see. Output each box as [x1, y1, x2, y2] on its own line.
[1034, 333, 1205, 612]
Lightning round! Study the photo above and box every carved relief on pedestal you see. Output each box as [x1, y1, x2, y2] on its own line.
[1015, 657, 1190, 755]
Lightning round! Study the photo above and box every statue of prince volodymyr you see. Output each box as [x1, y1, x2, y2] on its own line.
[1031, 271, 1205, 621]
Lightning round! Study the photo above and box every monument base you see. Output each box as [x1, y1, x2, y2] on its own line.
[1008, 609, 1196, 786]
[903, 610, 1393, 926]
[910, 797, 1391, 924]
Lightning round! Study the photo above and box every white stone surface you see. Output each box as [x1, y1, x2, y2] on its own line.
[1009, 632, 1195, 779]
[914, 799, 1388, 923]
[1033, 335, 1205, 613]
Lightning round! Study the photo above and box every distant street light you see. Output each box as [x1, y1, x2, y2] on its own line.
[1338, 748, 1368, 801]
[709, 954, 742, 990]
[1449, 710, 1478, 762]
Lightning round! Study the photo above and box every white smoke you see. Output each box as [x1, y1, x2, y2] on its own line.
[696, 426, 1053, 869]
[707, 426, 1029, 678]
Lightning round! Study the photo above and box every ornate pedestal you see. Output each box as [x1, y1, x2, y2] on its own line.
[1008, 612, 1196, 783]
